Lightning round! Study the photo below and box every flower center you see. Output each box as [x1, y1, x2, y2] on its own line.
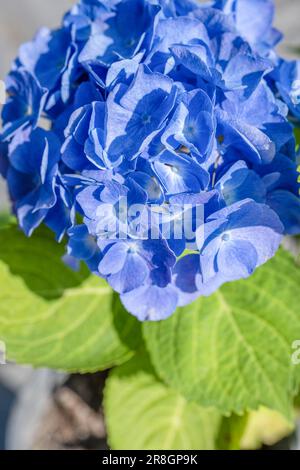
[142, 114, 151, 125]
[222, 233, 230, 242]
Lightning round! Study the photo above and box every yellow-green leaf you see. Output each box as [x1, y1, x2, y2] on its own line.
[143, 249, 300, 420]
[104, 352, 221, 450]
[0, 225, 142, 372]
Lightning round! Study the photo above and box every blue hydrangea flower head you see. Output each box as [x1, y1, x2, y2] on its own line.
[1, 0, 299, 321]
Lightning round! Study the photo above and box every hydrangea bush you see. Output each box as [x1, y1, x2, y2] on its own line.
[1, 0, 300, 450]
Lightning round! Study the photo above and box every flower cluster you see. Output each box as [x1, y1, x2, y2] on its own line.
[1, 0, 300, 321]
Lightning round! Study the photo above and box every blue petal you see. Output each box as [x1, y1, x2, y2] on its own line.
[267, 190, 300, 236]
[121, 284, 178, 321]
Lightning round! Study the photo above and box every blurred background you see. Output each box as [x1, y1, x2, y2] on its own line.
[1, 0, 300, 212]
[0, 0, 300, 450]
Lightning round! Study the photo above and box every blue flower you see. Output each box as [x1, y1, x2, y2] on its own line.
[76, 177, 147, 237]
[215, 85, 280, 165]
[64, 0, 117, 42]
[79, 0, 160, 66]
[45, 183, 76, 242]
[121, 283, 178, 321]
[6, 128, 60, 235]
[161, 88, 215, 160]
[215, 160, 267, 205]
[1, 69, 47, 140]
[98, 236, 176, 295]
[152, 149, 209, 195]
[62, 65, 177, 171]
[274, 60, 300, 121]
[18, 26, 80, 105]
[62, 101, 104, 171]
[147, 13, 271, 97]
[213, 35, 272, 96]
[252, 152, 300, 234]
[267, 190, 300, 236]
[197, 200, 283, 291]
[174, 199, 284, 303]
[1, 0, 300, 321]
[145, 16, 211, 75]
[214, 0, 282, 55]
[100, 64, 177, 163]
[67, 224, 102, 273]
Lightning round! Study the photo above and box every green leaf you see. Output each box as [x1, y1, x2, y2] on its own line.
[0, 225, 142, 372]
[294, 127, 300, 148]
[143, 249, 300, 420]
[0, 224, 89, 300]
[104, 352, 221, 450]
